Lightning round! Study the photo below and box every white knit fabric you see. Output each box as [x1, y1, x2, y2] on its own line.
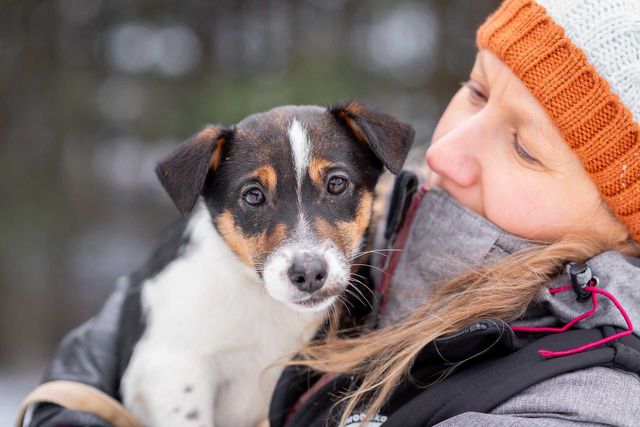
[537, 0, 640, 123]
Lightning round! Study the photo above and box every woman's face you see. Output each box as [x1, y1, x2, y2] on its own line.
[426, 50, 625, 242]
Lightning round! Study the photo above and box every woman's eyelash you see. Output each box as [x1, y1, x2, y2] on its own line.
[513, 134, 539, 164]
[462, 80, 488, 103]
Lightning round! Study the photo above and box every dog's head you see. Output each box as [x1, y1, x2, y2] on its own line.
[156, 103, 414, 311]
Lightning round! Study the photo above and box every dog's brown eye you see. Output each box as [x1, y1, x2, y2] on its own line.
[243, 187, 266, 206]
[327, 176, 348, 195]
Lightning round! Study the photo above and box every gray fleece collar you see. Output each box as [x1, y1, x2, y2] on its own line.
[381, 188, 537, 326]
[382, 188, 640, 338]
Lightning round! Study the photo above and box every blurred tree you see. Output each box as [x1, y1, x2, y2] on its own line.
[0, 0, 499, 423]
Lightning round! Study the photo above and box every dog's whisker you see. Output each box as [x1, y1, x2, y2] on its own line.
[348, 248, 403, 261]
[350, 272, 368, 280]
[348, 275, 376, 299]
[342, 286, 362, 302]
[343, 288, 367, 309]
[344, 283, 368, 304]
[348, 276, 376, 298]
[360, 284, 377, 299]
[347, 276, 367, 289]
[339, 293, 356, 308]
[349, 247, 403, 257]
[326, 303, 336, 326]
[329, 304, 342, 329]
[351, 263, 386, 274]
[347, 279, 376, 303]
[336, 296, 353, 318]
[345, 284, 373, 309]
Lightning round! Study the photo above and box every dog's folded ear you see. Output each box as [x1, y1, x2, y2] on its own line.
[329, 102, 415, 174]
[156, 125, 229, 216]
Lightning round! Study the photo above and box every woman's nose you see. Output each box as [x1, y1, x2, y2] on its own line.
[426, 127, 481, 188]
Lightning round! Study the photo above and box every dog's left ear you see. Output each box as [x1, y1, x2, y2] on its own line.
[329, 102, 415, 174]
[156, 125, 229, 216]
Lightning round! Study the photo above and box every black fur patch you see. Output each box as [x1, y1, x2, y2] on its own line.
[329, 102, 414, 174]
[156, 126, 233, 216]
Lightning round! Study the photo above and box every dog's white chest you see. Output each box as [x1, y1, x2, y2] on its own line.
[121, 208, 323, 427]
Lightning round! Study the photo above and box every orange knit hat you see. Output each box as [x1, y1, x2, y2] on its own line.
[477, 0, 640, 240]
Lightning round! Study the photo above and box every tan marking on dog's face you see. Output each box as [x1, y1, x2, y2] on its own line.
[336, 190, 373, 253]
[252, 222, 288, 266]
[215, 210, 289, 268]
[313, 190, 373, 254]
[308, 157, 333, 186]
[253, 165, 278, 193]
[314, 217, 349, 254]
[215, 210, 254, 266]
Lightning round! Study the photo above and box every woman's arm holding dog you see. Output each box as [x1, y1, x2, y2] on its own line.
[27, 276, 143, 427]
[27, 216, 190, 427]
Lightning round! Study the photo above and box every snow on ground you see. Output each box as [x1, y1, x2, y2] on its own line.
[0, 366, 42, 427]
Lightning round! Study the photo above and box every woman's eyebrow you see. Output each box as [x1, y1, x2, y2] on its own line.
[512, 103, 564, 152]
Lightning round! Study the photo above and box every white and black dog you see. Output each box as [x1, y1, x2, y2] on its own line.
[119, 103, 414, 427]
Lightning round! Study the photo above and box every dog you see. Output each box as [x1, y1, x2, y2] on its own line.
[119, 103, 414, 427]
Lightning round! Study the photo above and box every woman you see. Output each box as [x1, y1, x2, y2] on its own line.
[269, 0, 640, 426]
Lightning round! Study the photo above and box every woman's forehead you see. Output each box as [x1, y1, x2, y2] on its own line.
[471, 50, 493, 76]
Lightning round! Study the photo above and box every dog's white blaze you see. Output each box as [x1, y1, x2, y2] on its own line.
[288, 118, 311, 201]
[295, 211, 312, 240]
[121, 202, 323, 427]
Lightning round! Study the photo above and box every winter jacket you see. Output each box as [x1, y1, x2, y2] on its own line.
[269, 187, 640, 427]
[26, 186, 640, 427]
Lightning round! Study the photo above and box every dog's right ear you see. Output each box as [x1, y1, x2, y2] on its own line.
[329, 102, 414, 175]
[156, 125, 229, 216]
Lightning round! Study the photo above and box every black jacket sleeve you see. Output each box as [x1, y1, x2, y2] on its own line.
[28, 277, 145, 427]
[27, 217, 191, 427]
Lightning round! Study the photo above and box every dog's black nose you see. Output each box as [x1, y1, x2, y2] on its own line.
[288, 257, 328, 293]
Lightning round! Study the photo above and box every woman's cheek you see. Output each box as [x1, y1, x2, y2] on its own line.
[483, 180, 546, 238]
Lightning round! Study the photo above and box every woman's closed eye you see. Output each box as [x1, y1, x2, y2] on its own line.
[462, 80, 488, 105]
[513, 133, 540, 165]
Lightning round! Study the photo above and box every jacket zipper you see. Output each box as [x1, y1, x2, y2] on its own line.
[434, 322, 489, 342]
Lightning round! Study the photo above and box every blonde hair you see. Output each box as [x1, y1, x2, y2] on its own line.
[289, 232, 640, 426]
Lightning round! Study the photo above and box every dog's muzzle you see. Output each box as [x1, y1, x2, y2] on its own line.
[262, 242, 348, 312]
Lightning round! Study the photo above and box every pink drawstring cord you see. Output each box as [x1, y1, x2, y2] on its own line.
[513, 285, 599, 334]
[512, 282, 635, 358]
